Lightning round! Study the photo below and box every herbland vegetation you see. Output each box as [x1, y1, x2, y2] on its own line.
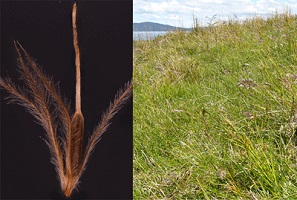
[133, 12, 297, 199]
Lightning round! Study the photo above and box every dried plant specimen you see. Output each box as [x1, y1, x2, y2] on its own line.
[0, 3, 132, 197]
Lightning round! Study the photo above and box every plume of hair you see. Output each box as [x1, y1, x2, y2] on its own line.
[0, 42, 67, 188]
[79, 81, 132, 175]
[0, 2, 132, 197]
[14, 41, 72, 149]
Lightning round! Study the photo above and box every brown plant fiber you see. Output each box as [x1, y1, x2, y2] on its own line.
[0, 3, 132, 197]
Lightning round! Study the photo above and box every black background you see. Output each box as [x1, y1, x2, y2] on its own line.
[0, 1, 132, 199]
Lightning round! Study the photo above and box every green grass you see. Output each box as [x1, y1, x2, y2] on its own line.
[133, 12, 297, 199]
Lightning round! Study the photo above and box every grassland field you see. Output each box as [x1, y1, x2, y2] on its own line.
[133, 12, 297, 199]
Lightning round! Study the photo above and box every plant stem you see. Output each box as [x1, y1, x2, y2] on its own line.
[72, 2, 81, 113]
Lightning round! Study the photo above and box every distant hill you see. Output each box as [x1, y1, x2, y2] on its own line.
[133, 22, 191, 32]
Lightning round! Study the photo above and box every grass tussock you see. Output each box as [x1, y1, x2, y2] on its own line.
[134, 12, 297, 199]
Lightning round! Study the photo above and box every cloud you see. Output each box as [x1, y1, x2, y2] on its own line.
[133, 0, 297, 27]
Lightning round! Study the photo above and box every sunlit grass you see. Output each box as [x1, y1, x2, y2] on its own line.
[134, 12, 297, 199]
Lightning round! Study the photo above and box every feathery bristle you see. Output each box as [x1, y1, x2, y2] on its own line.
[78, 81, 132, 178]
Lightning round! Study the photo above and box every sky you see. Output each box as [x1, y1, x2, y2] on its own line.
[133, 0, 297, 28]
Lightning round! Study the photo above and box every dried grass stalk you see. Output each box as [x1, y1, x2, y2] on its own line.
[0, 3, 132, 197]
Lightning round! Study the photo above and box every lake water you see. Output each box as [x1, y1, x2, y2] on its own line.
[133, 31, 168, 40]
